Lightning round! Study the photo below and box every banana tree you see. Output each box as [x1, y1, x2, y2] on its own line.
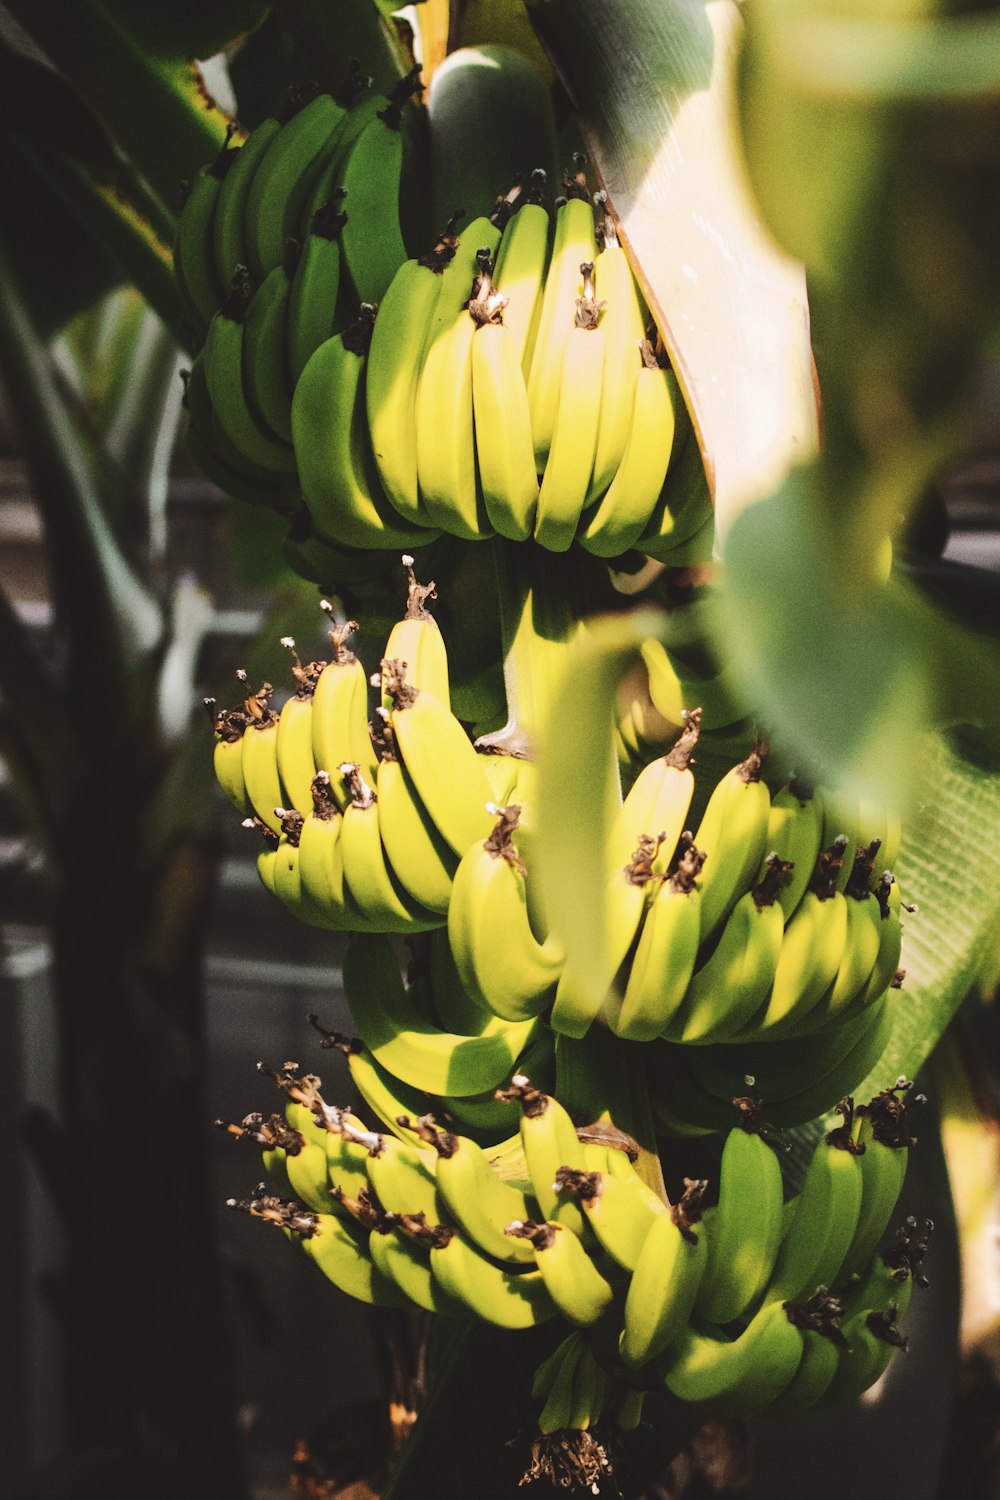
[2, 1, 999, 1497]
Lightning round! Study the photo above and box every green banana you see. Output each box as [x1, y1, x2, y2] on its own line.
[447, 804, 563, 1023]
[766, 1135, 865, 1305]
[535, 1333, 586, 1435]
[610, 841, 705, 1041]
[383, 660, 496, 857]
[286, 195, 348, 382]
[533, 260, 605, 553]
[491, 169, 550, 372]
[206, 696, 249, 814]
[694, 1114, 785, 1326]
[428, 1224, 558, 1328]
[174, 130, 237, 333]
[379, 558, 451, 708]
[750, 778, 825, 921]
[585, 201, 648, 505]
[291, 311, 436, 551]
[526, 160, 597, 467]
[579, 340, 680, 559]
[419, 1118, 541, 1265]
[213, 116, 280, 290]
[619, 1178, 710, 1367]
[468, 250, 540, 542]
[202, 274, 297, 474]
[341, 932, 538, 1097]
[339, 78, 420, 303]
[691, 740, 772, 944]
[505, 1218, 616, 1327]
[243, 89, 346, 284]
[368, 1219, 467, 1315]
[666, 857, 789, 1044]
[375, 741, 457, 915]
[311, 613, 380, 804]
[241, 263, 295, 444]
[499, 1076, 592, 1238]
[660, 1298, 805, 1417]
[274, 639, 322, 815]
[836, 1081, 915, 1284]
[337, 761, 439, 932]
[239, 676, 285, 834]
[756, 839, 851, 1037]
[554, 1161, 666, 1272]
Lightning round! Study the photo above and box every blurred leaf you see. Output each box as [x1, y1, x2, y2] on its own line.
[526, 0, 820, 534]
[4, 0, 233, 202]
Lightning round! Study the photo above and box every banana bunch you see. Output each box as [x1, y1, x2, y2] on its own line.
[286, 167, 711, 563]
[523, 712, 909, 1065]
[223, 1058, 925, 1466]
[176, 67, 421, 516]
[210, 564, 538, 933]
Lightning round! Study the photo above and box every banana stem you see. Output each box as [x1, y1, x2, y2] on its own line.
[482, 540, 612, 757]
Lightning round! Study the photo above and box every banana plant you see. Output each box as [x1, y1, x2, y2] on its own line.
[2, 0, 999, 1497]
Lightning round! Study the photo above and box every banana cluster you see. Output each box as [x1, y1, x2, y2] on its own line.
[223, 1063, 928, 1457]
[178, 86, 713, 571]
[454, 710, 909, 1059]
[205, 563, 534, 935]
[177, 68, 420, 519]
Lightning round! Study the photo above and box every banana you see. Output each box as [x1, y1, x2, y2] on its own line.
[579, 339, 680, 558]
[296, 773, 359, 929]
[339, 81, 419, 304]
[836, 1081, 915, 1284]
[750, 779, 825, 921]
[202, 275, 297, 474]
[241, 263, 295, 445]
[319, 1038, 454, 1148]
[379, 558, 451, 708]
[819, 1301, 908, 1409]
[286, 195, 348, 382]
[271, 813, 340, 930]
[311, 612, 380, 805]
[533, 260, 605, 553]
[506, 1218, 616, 1327]
[498, 1076, 592, 1237]
[274, 639, 322, 815]
[660, 1299, 805, 1417]
[428, 1223, 558, 1328]
[763, 1296, 845, 1418]
[526, 160, 597, 467]
[418, 1118, 540, 1265]
[291, 311, 436, 551]
[585, 201, 648, 505]
[491, 169, 550, 372]
[213, 116, 280, 290]
[414, 251, 490, 540]
[764, 993, 894, 1129]
[610, 841, 705, 1041]
[238, 675, 285, 834]
[693, 1114, 785, 1326]
[174, 132, 237, 333]
[551, 712, 700, 1039]
[205, 696, 249, 814]
[639, 417, 714, 564]
[447, 804, 564, 1023]
[691, 741, 772, 944]
[368, 1220, 467, 1316]
[755, 839, 851, 1037]
[641, 637, 749, 736]
[470, 263, 540, 541]
[299, 79, 384, 228]
[278, 1108, 336, 1217]
[251, 822, 280, 896]
[765, 1135, 865, 1305]
[536, 1333, 586, 1434]
[363, 1130, 441, 1222]
[619, 1177, 710, 1367]
[383, 660, 496, 857]
[375, 737, 457, 915]
[365, 230, 458, 527]
[554, 1162, 666, 1272]
[665, 856, 789, 1044]
[338, 761, 439, 932]
[843, 871, 906, 1017]
[341, 933, 538, 1097]
[243, 89, 346, 284]
[299, 1209, 407, 1307]
[806, 842, 886, 1030]
[820, 787, 861, 895]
